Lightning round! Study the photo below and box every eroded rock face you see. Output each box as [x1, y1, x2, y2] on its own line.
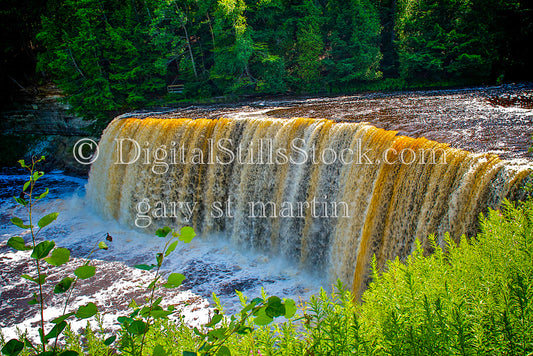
[1, 85, 94, 176]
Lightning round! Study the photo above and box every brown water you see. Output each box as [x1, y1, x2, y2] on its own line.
[138, 84, 533, 160]
[88, 113, 532, 296]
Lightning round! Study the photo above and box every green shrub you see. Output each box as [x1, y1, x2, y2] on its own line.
[359, 198, 533, 355]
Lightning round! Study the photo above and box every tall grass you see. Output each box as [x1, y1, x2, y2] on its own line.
[360, 197, 533, 355]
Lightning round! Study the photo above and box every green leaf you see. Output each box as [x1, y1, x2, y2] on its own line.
[18, 159, 27, 168]
[45, 247, 70, 266]
[179, 226, 196, 243]
[45, 321, 67, 340]
[284, 298, 297, 318]
[38, 212, 58, 229]
[265, 296, 285, 318]
[253, 314, 274, 326]
[54, 277, 75, 294]
[11, 217, 30, 229]
[150, 309, 173, 318]
[155, 226, 172, 238]
[32, 171, 44, 182]
[235, 325, 252, 335]
[98, 241, 108, 250]
[205, 314, 223, 327]
[31, 240, 55, 260]
[163, 273, 185, 288]
[208, 328, 226, 340]
[153, 296, 163, 308]
[140, 306, 151, 318]
[76, 302, 97, 319]
[58, 351, 79, 356]
[117, 316, 131, 325]
[147, 280, 157, 289]
[251, 297, 263, 305]
[134, 264, 155, 271]
[38, 328, 46, 346]
[52, 312, 75, 324]
[156, 252, 164, 267]
[241, 299, 261, 314]
[165, 240, 179, 257]
[13, 197, 27, 206]
[28, 293, 39, 305]
[253, 307, 273, 326]
[216, 346, 231, 356]
[21, 274, 33, 282]
[22, 274, 46, 284]
[7, 236, 32, 251]
[1, 339, 24, 356]
[74, 265, 95, 279]
[23, 337, 35, 351]
[127, 320, 147, 335]
[23, 181, 30, 192]
[103, 336, 116, 346]
[153, 345, 167, 356]
[37, 188, 49, 200]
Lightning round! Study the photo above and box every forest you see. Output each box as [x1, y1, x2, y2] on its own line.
[1, 0, 532, 125]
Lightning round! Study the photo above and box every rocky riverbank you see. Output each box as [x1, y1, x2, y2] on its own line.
[0, 85, 94, 176]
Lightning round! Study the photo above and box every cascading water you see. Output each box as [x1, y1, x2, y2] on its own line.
[87, 117, 532, 296]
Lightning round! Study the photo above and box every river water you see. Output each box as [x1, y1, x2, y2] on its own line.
[146, 84, 533, 160]
[1, 84, 532, 339]
[0, 171, 321, 339]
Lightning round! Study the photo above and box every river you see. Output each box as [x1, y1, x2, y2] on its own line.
[1, 84, 532, 340]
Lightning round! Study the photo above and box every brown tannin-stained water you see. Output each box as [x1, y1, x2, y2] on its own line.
[1, 85, 533, 339]
[140, 84, 533, 160]
[88, 84, 533, 297]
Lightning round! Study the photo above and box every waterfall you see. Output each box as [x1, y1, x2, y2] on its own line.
[87, 117, 532, 296]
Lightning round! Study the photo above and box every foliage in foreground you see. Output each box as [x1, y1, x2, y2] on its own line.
[359, 197, 533, 355]
[1, 157, 110, 356]
[2, 161, 532, 355]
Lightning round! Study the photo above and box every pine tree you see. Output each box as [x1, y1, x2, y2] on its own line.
[323, 0, 382, 90]
[294, 0, 324, 91]
[247, 0, 287, 93]
[37, 0, 178, 125]
[211, 0, 254, 93]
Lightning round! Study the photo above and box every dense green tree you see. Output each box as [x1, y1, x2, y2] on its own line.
[465, 0, 533, 82]
[375, 0, 399, 78]
[211, 0, 254, 93]
[394, 0, 533, 83]
[249, 0, 325, 93]
[17, 0, 530, 124]
[294, 0, 324, 91]
[165, 0, 218, 97]
[246, 0, 288, 93]
[323, 0, 382, 89]
[37, 0, 170, 126]
[37, 0, 118, 122]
